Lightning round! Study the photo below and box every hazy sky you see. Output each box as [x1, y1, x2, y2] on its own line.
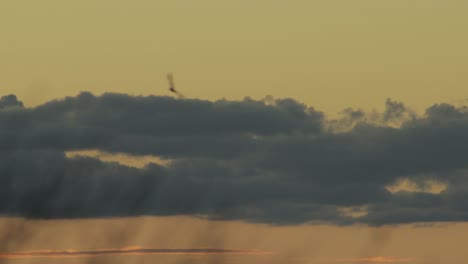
[1, 0, 468, 113]
[2, 1, 468, 264]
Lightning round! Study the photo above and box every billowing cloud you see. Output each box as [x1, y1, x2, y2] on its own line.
[2, 92, 468, 225]
[0, 94, 23, 110]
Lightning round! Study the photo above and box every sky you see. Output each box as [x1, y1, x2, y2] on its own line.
[1, 0, 468, 113]
[1, 1, 468, 264]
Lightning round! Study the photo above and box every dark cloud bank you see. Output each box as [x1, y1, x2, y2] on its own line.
[2, 92, 468, 226]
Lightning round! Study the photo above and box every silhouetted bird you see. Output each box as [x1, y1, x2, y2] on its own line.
[167, 73, 184, 98]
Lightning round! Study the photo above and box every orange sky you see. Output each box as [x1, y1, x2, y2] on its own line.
[1, 1, 468, 263]
[1, 216, 466, 264]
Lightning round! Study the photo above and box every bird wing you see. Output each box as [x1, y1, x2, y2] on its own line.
[167, 73, 175, 89]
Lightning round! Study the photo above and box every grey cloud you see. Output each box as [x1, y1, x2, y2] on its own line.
[0, 149, 348, 226]
[327, 107, 367, 132]
[0, 94, 23, 110]
[327, 98, 414, 132]
[383, 98, 410, 123]
[0, 92, 323, 158]
[2, 92, 468, 225]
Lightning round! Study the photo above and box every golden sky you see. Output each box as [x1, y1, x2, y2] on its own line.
[1, 0, 467, 114]
[2, 1, 468, 263]
[1, 216, 468, 264]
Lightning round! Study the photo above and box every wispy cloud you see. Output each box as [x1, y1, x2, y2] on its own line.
[332, 256, 415, 263]
[292, 256, 416, 264]
[0, 247, 272, 259]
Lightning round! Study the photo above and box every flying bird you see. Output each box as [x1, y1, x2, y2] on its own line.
[167, 73, 184, 98]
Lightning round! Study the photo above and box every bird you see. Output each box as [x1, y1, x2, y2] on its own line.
[167, 73, 184, 98]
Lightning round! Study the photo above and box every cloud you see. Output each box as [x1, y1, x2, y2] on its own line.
[0, 94, 23, 110]
[0, 92, 323, 158]
[331, 256, 415, 263]
[2, 92, 468, 225]
[0, 247, 271, 259]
